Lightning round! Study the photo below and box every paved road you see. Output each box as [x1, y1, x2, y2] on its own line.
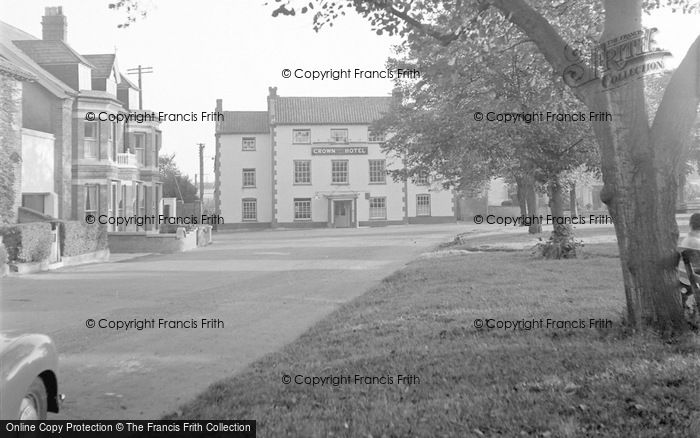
[0, 224, 465, 419]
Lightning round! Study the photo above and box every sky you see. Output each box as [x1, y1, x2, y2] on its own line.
[1, 1, 697, 180]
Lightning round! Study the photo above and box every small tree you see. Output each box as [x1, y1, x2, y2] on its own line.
[158, 154, 199, 202]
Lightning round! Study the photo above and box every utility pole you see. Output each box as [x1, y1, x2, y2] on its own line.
[197, 143, 205, 217]
[126, 65, 153, 110]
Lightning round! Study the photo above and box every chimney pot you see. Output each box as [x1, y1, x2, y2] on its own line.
[42, 6, 67, 42]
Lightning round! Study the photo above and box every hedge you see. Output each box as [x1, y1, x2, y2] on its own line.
[0, 222, 53, 263]
[57, 221, 108, 257]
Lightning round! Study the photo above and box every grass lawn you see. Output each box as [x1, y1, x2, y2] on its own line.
[167, 242, 700, 437]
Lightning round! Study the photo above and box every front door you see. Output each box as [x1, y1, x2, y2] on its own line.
[334, 201, 351, 228]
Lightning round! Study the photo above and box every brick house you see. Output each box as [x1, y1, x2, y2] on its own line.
[0, 56, 36, 224]
[0, 7, 162, 230]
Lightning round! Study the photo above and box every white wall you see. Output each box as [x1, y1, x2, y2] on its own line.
[219, 133, 272, 223]
[273, 124, 454, 224]
[78, 63, 92, 91]
[487, 178, 510, 206]
[21, 128, 55, 193]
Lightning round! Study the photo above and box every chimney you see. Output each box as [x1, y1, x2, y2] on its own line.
[267, 86, 278, 125]
[42, 6, 67, 42]
[215, 99, 223, 133]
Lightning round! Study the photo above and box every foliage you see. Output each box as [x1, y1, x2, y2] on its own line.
[0, 222, 53, 263]
[108, 0, 149, 28]
[159, 153, 199, 202]
[534, 224, 583, 258]
[0, 76, 19, 225]
[58, 221, 108, 257]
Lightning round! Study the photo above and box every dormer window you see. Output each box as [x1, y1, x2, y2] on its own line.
[330, 129, 348, 143]
[293, 129, 311, 144]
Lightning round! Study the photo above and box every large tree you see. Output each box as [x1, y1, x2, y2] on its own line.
[377, 36, 599, 243]
[268, 0, 700, 334]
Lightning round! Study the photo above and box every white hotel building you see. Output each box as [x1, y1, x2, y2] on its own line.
[214, 87, 455, 229]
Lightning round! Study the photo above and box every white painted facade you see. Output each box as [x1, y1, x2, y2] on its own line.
[215, 90, 455, 229]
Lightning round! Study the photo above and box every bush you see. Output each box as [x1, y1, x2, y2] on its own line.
[500, 200, 513, 206]
[57, 221, 108, 257]
[533, 224, 582, 259]
[0, 222, 53, 263]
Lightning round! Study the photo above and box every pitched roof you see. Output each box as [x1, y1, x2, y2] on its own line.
[0, 21, 75, 97]
[273, 96, 393, 124]
[217, 111, 269, 134]
[117, 72, 139, 90]
[83, 54, 116, 78]
[0, 55, 36, 81]
[12, 39, 95, 67]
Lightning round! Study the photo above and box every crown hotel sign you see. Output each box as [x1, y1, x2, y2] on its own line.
[311, 146, 368, 155]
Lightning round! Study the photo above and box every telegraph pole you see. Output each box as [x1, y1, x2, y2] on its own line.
[197, 143, 205, 217]
[126, 65, 153, 110]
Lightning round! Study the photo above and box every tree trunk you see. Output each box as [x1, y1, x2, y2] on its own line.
[579, 0, 695, 335]
[490, 0, 700, 333]
[551, 179, 577, 255]
[515, 175, 528, 217]
[549, 180, 566, 235]
[569, 185, 577, 217]
[525, 175, 541, 234]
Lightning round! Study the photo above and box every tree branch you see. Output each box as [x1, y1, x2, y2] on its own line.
[486, 0, 599, 100]
[381, 3, 463, 45]
[651, 34, 700, 168]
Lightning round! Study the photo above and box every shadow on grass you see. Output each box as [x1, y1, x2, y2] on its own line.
[166, 246, 700, 437]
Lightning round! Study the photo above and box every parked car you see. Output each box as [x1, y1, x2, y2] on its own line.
[0, 333, 62, 419]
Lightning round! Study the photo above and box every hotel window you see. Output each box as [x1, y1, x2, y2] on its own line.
[415, 172, 430, 185]
[294, 198, 312, 220]
[134, 133, 146, 165]
[293, 129, 311, 144]
[368, 128, 385, 142]
[242, 168, 256, 187]
[242, 137, 256, 151]
[85, 184, 99, 219]
[369, 159, 386, 184]
[330, 129, 348, 143]
[84, 121, 98, 158]
[331, 160, 349, 184]
[416, 194, 431, 216]
[242, 198, 257, 221]
[294, 160, 311, 184]
[369, 197, 387, 220]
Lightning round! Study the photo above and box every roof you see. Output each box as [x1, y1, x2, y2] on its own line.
[12, 39, 95, 68]
[273, 96, 393, 124]
[0, 55, 36, 81]
[217, 111, 269, 134]
[117, 72, 139, 90]
[0, 21, 75, 98]
[83, 54, 116, 78]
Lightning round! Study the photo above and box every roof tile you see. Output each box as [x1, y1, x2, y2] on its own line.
[12, 39, 95, 67]
[274, 96, 392, 124]
[217, 111, 269, 134]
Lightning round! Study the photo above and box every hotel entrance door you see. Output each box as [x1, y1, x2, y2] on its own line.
[333, 200, 351, 228]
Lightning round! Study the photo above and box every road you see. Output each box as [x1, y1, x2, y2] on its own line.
[0, 224, 464, 419]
